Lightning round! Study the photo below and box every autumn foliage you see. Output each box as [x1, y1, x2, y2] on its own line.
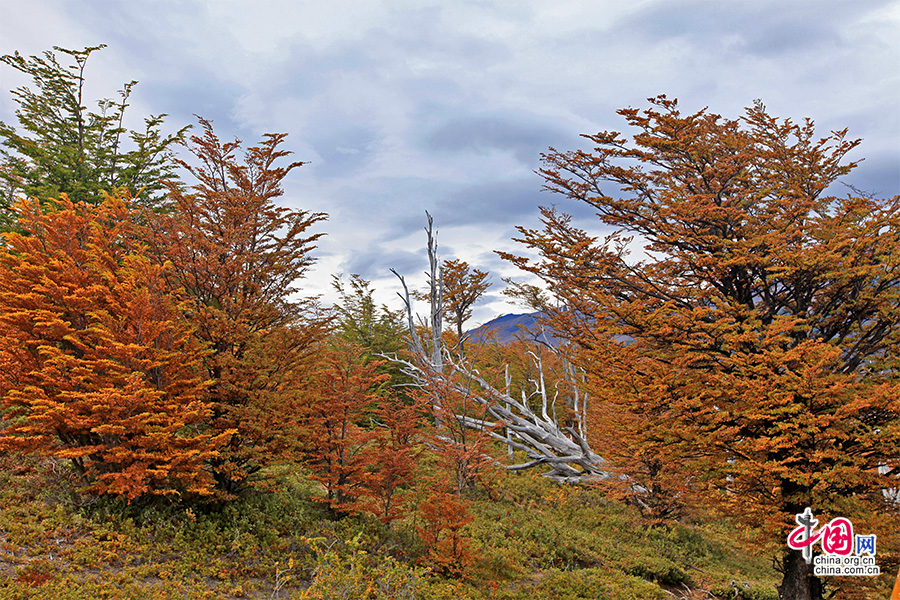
[415, 259, 491, 354]
[416, 489, 477, 578]
[297, 340, 424, 523]
[0, 114, 331, 502]
[362, 389, 424, 523]
[299, 342, 385, 514]
[4, 47, 898, 596]
[0, 195, 226, 499]
[502, 96, 900, 599]
[425, 370, 500, 494]
[149, 119, 328, 496]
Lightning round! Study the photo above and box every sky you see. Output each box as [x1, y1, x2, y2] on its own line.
[1, 0, 898, 326]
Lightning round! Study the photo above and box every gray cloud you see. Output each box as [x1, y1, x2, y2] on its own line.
[619, 0, 888, 56]
[377, 178, 565, 243]
[2, 0, 898, 321]
[841, 157, 900, 199]
[305, 125, 381, 179]
[419, 110, 571, 165]
[342, 246, 423, 280]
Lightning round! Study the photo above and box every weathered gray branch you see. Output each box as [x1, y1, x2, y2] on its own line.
[383, 213, 614, 484]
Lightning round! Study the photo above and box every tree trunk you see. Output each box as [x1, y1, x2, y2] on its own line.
[779, 549, 823, 600]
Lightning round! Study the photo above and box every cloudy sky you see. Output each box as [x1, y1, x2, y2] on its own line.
[1, 0, 898, 325]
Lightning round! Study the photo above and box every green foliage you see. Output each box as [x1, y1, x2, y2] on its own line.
[332, 274, 412, 391]
[0, 45, 186, 220]
[0, 454, 814, 600]
[333, 274, 407, 357]
[493, 568, 665, 600]
[708, 581, 780, 600]
[299, 533, 423, 599]
[462, 471, 780, 597]
[0, 456, 325, 598]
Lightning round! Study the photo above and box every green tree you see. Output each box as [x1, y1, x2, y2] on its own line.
[332, 273, 410, 375]
[502, 96, 900, 600]
[0, 45, 186, 227]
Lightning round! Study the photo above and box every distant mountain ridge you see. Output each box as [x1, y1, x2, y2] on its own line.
[467, 311, 559, 346]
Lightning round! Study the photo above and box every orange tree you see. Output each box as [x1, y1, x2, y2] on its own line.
[149, 119, 328, 497]
[414, 259, 491, 355]
[298, 340, 385, 515]
[362, 387, 424, 524]
[416, 488, 477, 578]
[0, 195, 226, 500]
[297, 339, 424, 523]
[501, 96, 900, 600]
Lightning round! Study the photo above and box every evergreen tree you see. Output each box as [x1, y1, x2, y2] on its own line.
[332, 274, 409, 369]
[0, 45, 186, 228]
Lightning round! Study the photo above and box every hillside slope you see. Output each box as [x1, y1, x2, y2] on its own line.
[468, 312, 558, 346]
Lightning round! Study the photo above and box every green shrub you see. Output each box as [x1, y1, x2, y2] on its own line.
[488, 567, 665, 600]
[709, 580, 780, 600]
[296, 533, 424, 600]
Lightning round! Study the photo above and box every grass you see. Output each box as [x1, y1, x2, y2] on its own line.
[0, 452, 795, 599]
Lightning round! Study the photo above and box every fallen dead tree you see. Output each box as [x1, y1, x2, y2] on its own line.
[383, 213, 613, 485]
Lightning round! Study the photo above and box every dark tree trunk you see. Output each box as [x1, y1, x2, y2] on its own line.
[779, 549, 823, 600]
[455, 315, 466, 357]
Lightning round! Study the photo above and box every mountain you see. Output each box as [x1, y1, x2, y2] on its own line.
[467, 311, 559, 346]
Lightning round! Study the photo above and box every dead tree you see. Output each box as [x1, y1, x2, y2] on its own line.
[385, 213, 613, 485]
